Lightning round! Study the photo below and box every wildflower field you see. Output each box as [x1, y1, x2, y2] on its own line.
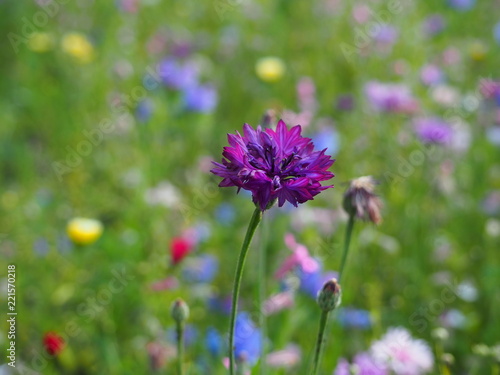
[1, 0, 500, 374]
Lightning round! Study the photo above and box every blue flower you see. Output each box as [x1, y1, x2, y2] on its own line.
[205, 327, 224, 357]
[182, 255, 219, 284]
[311, 127, 340, 156]
[166, 324, 198, 347]
[447, 0, 475, 11]
[337, 308, 372, 329]
[182, 84, 218, 113]
[215, 203, 236, 225]
[494, 22, 500, 45]
[159, 58, 199, 90]
[234, 312, 262, 366]
[136, 99, 153, 122]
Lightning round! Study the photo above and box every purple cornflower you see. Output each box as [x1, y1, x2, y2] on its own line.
[234, 312, 262, 366]
[422, 15, 445, 37]
[334, 352, 388, 375]
[182, 84, 218, 113]
[364, 81, 418, 113]
[420, 64, 443, 86]
[374, 24, 399, 45]
[159, 58, 199, 90]
[413, 117, 453, 144]
[210, 120, 335, 211]
[480, 79, 500, 101]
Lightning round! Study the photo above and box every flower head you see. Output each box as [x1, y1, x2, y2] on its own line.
[370, 327, 434, 375]
[364, 81, 418, 113]
[255, 57, 286, 82]
[171, 298, 190, 323]
[61, 32, 94, 64]
[234, 312, 262, 366]
[335, 352, 388, 375]
[159, 58, 199, 90]
[206, 327, 224, 357]
[66, 217, 103, 245]
[413, 117, 453, 144]
[317, 278, 342, 312]
[274, 233, 319, 279]
[170, 236, 194, 265]
[338, 307, 372, 329]
[28, 32, 54, 53]
[146, 341, 175, 371]
[43, 332, 65, 356]
[182, 83, 218, 113]
[182, 255, 218, 283]
[211, 120, 335, 211]
[343, 176, 383, 224]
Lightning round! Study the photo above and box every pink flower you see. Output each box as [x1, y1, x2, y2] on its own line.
[262, 291, 294, 315]
[150, 277, 179, 291]
[274, 233, 319, 279]
[266, 345, 301, 368]
[370, 327, 434, 375]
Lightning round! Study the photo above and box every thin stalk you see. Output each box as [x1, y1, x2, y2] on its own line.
[338, 214, 355, 283]
[258, 216, 268, 375]
[311, 310, 329, 375]
[229, 207, 263, 375]
[176, 322, 184, 375]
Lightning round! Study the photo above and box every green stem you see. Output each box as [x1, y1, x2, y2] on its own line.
[312, 310, 329, 375]
[259, 217, 268, 375]
[338, 214, 355, 284]
[229, 207, 263, 375]
[176, 322, 184, 375]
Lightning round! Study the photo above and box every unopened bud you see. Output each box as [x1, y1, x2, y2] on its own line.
[171, 298, 189, 323]
[317, 279, 341, 312]
[343, 176, 383, 224]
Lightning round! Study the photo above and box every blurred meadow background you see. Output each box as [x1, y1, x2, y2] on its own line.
[1, 0, 500, 374]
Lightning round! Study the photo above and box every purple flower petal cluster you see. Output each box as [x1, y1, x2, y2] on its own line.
[158, 57, 218, 113]
[335, 352, 387, 375]
[211, 120, 335, 211]
[364, 81, 418, 113]
[413, 117, 453, 144]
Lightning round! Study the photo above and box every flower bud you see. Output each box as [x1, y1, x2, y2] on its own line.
[317, 279, 341, 312]
[171, 298, 189, 324]
[343, 176, 383, 224]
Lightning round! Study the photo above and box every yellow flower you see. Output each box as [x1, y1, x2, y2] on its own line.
[61, 32, 95, 64]
[255, 57, 286, 82]
[28, 32, 54, 53]
[67, 218, 103, 245]
[469, 41, 487, 61]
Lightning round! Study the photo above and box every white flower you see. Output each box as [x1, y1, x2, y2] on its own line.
[370, 327, 434, 375]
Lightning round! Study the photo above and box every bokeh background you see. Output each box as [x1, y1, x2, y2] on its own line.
[1, 0, 500, 374]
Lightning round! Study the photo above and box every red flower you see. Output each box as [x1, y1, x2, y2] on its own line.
[170, 237, 193, 265]
[43, 332, 65, 356]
